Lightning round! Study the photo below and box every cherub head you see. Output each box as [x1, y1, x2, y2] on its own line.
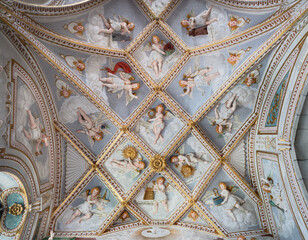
[244, 74, 257, 87]
[120, 211, 130, 222]
[219, 182, 227, 190]
[228, 17, 239, 31]
[170, 156, 179, 163]
[237, 235, 247, 240]
[188, 210, 199, 221]
[179, 80, 188, 88]
[60, 87, 72, 98]
[94, 132, 103, 141]
[181, 20, 189, 29]
[138, 161, 146, 170]
[152, 35, 160, 44]
[74, 60, 86, 71]
[156, 177, 166, 185]
[132, 83, 140, 91]
[156, 104, 165, 113]
[127, 22, 135, 31]
[215, 124, 224, 134]
[73, 23, 85, 34]
[227, 54, 239, 66]
[91, 187, 101, 196]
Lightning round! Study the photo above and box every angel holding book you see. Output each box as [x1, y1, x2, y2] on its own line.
[179, 57, 220, 98]
[66, 187, 108, 224]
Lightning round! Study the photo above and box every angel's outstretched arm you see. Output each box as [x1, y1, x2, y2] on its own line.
[99, 14, 111, 29]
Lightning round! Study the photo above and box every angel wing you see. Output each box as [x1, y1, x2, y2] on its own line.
[108, 58, 116, 71]
[165, 182, 175, 193]
[201, 190, 215, 206]
[117, 14, 128, 23]
[188, 9, 195, 18]
[91, 112, 109, 128]
[87, 135, 95, 148]
[176, 144, 185, 155]
[135, 117, 152, 134]
[142, 42, 152, 52]
[193, 56, 200, 75]
[206, 115, 216, 125]
[230, 115, 242, 130]
[183, 65, 192, 79]
[164, 110, 175, 121]
[125, 91, 134, 106]
[77, 191, 89, 200]
[229, 185, 240, 194]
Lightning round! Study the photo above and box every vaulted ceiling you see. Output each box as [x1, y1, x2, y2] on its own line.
[0, 0, 307, 240]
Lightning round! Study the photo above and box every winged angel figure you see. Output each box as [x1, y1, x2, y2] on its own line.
[100, 59, 140, 105]
[202, 182, 248, 222]
[59, 96, 110, 148]
[135, 104, 178, 147]
[179, 57, 220, 98]
[66, 187, 110, 224]
[170, 136, 212, 182]
[109, 144, 146, 181]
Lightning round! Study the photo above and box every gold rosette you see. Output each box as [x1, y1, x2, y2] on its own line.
[181, 164, 195, 178]
[122, 146, 138, 160]
[150, 155, 166, 172]
[9, 203, 23, 216]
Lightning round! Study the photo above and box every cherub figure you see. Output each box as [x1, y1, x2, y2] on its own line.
[212, 93, 238, 134]
[23, 109, 49, 156]
[179, 63, 220, 98]
[188, 209, 199, 222]
[149, 35, 166, 76]
[237, 235, 247, 240]
[66, 187, 108, 224]
[119, 210, 131, 222]
[60, 54, 85, 73]
[153, 177, 169, 214]
[218, 182, 248, 222]
[55, 75, 75, 99]
[170, 153, 209, 168]
[228, 16, 250, 34]
[227, 47, 251, 67]
[64, 21, 86, 39]
[146, 104, 176, 145]
[99, 14, 135, 36]
[181, 6, 218, 37]
[76, 107, 110, 146]
[100, 72, 140, 104]
[110, 145, 146, 174]
[261, 176, 287, 213]
[243, 69, 260, 87]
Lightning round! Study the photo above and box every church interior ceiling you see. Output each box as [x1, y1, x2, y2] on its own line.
[0, 0, 307, 239]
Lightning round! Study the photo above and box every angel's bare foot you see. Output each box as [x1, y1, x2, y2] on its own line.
[79, 219, 83, 223]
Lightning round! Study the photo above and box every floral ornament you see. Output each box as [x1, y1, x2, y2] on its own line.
[163, 42, 175, 57]
[9, 203, 24, 216]
[150, 155, 166, 172]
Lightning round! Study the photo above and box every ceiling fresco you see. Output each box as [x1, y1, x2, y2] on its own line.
[0, 0, 308, 240]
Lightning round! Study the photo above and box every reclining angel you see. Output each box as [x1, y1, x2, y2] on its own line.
[66, 187, 109, 224]
[202, 182, 248, 222]
[179, 57, 220, 98]
[99, 14, 135, 36]
[23, 109, 49, 156]
[207, 93, 239, 134]
[110, 145, 146, 179]
[181, 6, 218, 37]
[76, 107, 111, 147]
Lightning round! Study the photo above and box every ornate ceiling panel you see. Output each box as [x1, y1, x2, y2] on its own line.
[0, 0, 308, 239]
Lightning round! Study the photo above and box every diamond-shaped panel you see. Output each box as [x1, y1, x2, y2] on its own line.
[134, 174, 185, 220]
[200, 169, 260, 232]
[103, 139, 149, 192]
[167, 55, 226, 116]
[167, 134, 213, 190]
[134, 99, 185, 153]
[55, 175, 118, 231]
[132, 29, 183, 83]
